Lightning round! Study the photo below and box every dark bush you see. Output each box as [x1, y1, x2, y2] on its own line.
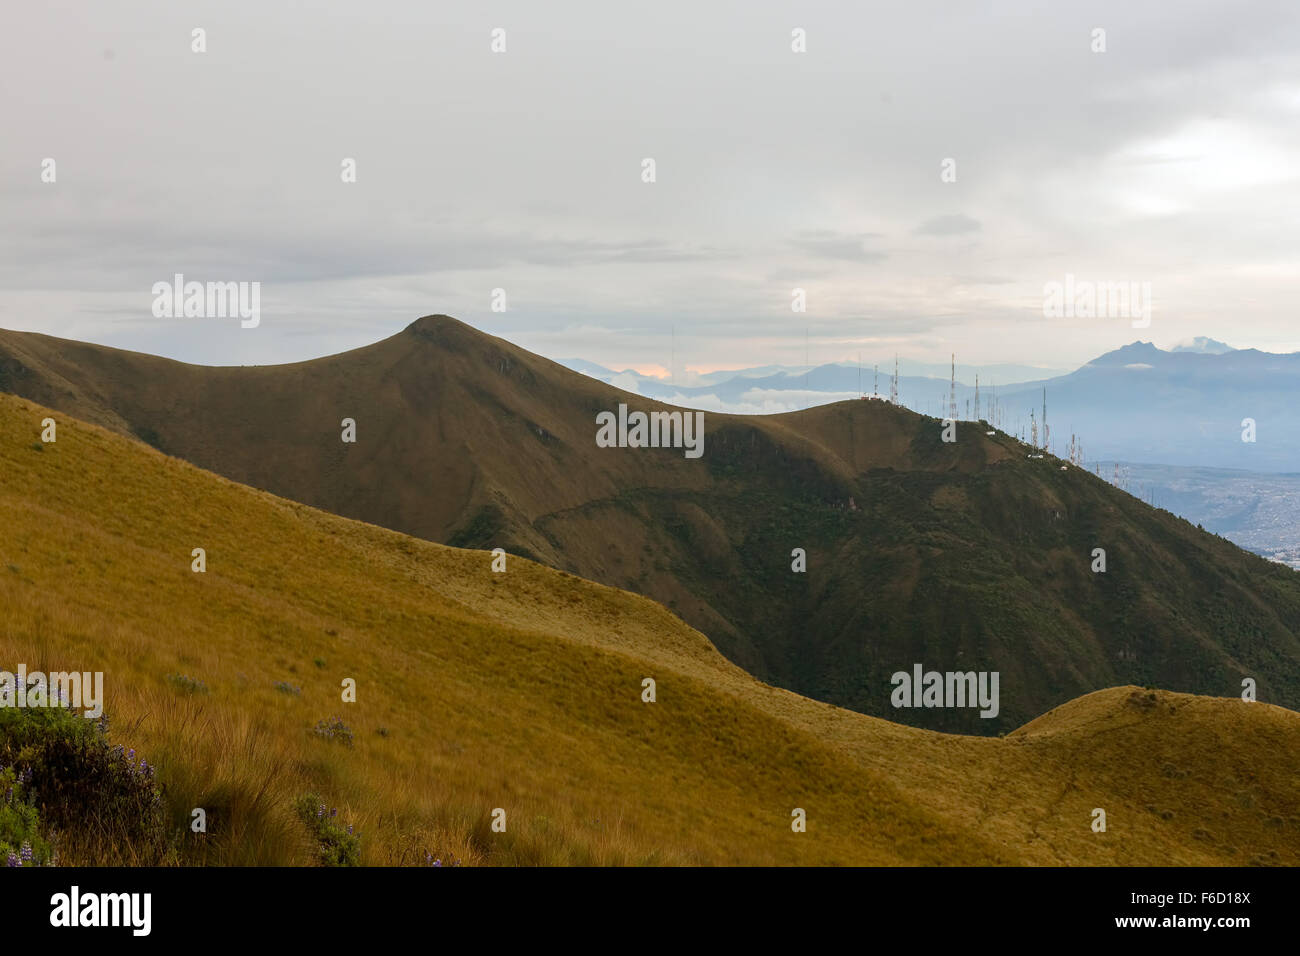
[0, 703, 169, 864]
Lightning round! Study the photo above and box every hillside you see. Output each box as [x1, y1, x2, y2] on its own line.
[2, 391, 1298, 866]
[3, 317, 1300, 733]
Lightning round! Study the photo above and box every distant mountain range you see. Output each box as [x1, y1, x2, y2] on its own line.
[567, 339, 1300, 473]
[995, 342, 1300, 473]
[561, 357, 1069, 415]
[3, 316, 1300, 734]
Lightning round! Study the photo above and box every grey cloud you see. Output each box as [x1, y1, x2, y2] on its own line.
[789, 231, 887, 263]
[915, 215, 981, 236]
[2, 0, 1298, 369]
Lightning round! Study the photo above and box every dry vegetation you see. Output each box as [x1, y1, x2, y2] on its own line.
[2, 392, 1298, 866]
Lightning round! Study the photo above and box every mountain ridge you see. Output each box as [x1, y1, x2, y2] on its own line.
[3, 315, 1300, 733]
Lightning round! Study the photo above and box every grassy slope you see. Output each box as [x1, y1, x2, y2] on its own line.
[2, 393, 1298, 866]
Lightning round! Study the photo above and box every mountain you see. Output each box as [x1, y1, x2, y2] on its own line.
[563, 358, 1067, 413]
[560, 360, 803, 390]
[3, 390, 1298, 866]
[3, 316, 1300, 734]
[994, 341, 1300, 471]
[568, 340, 1300, 474]
[1169, 337, 1235, 354]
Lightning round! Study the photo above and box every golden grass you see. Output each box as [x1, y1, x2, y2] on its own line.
[2, 393, 1298, 866]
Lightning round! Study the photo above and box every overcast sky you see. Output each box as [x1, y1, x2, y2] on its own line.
[2, 0, 1297, 379]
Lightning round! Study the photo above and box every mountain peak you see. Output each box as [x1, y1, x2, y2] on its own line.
[1087, 341, 1160, 366]
[397, 313, 496, 353]
[406, 313, 469, 334]
[1169, 336, 1235, 354]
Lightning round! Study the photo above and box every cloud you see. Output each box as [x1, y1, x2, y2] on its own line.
[915, 215, 982, 236]
[788, 231, 887, 263]
[644, 388, 857, 415]
[3, 0, 1299, 368]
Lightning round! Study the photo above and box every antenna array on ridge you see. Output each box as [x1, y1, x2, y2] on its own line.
[948, 354, 957, 422]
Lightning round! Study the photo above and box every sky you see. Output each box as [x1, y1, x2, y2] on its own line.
[2, 0, 1298, 378]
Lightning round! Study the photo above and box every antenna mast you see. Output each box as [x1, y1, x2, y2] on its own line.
[1042, 387, 1048, 452]
[949, 354, 957, 421]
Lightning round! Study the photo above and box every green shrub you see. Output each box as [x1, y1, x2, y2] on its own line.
[0, 766, 54, 866]
[312, 716, 353, 745]
[0, 704, 169, 864]
[294, 793, 360, 866]
[166, 673, 208, 695]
